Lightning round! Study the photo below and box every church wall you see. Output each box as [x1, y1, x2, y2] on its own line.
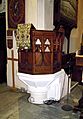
[6, 0, 83, 90]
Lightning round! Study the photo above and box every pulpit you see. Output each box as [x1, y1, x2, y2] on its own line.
[18, 28, 64, 74]
[16, 24, 66, 104]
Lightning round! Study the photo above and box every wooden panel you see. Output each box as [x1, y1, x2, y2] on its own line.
[35, 53, 42, 65]
[76, 57, 83, 66]
[44, 53, 51, 65]
[18, 50, 33, 74]
[34, 66, 52, 74]
[18, 29, 64, 74]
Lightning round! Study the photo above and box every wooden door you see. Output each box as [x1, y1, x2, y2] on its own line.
[0, 12, 7, 83]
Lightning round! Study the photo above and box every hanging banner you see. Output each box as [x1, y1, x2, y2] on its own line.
[7, 0, 25, 29]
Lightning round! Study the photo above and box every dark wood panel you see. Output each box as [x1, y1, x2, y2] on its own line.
[18, 28, 64, 74]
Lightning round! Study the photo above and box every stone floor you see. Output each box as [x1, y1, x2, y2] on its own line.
[0, 82, 83, 119]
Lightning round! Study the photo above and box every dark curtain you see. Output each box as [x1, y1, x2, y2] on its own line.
[0, 12, 7, 83]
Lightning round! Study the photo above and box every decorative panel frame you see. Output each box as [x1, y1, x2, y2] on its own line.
[7, 0, 25, 29]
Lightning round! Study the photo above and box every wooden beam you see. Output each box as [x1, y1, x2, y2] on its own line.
[7, 50, 18, 91]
